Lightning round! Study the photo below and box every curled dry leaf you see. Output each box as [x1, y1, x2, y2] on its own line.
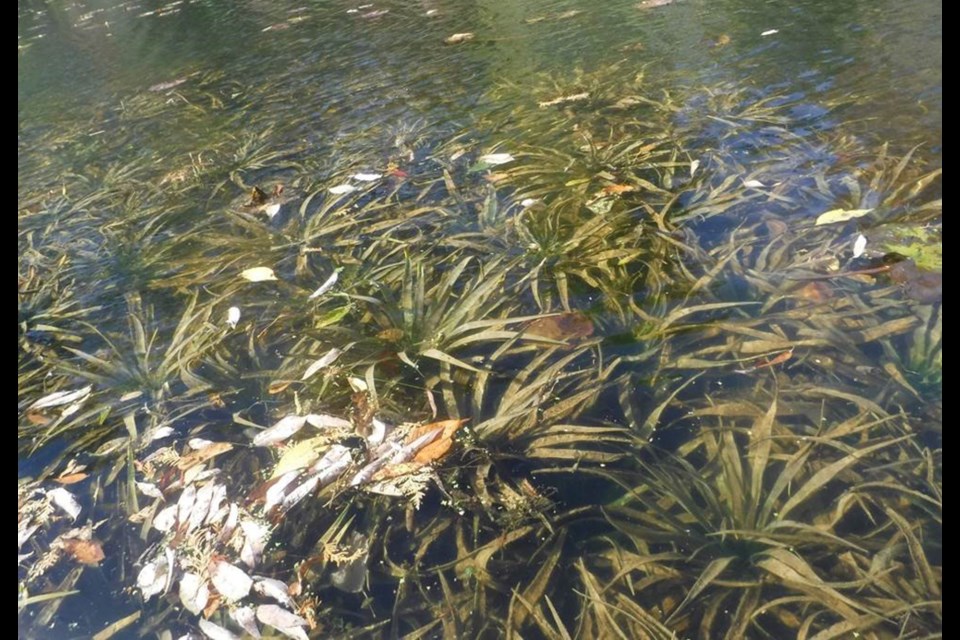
[209, 560, 253, 602]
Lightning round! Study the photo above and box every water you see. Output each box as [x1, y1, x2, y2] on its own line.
[19, 1, 941, 638]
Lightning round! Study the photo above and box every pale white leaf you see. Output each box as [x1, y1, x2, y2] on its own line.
[239, 519, 271, 568]
[520, 198, 538, 208]
[187, 483, 215, 532]
[279, 474, 319, 513]
[743, 179, 766, 188]
[347, 376, 367, 392]
[218, 502, 239, 542]
[815, 208, 873, 225]
[309, 444, 354, 485]
[253, 415, 307, 447]
[136, 482, 164, 499]
[146, 426, 175, 442]
[240, 267, 278, 282]
[307, 269, 341, 299]
[305, 413, 352, 429]
[204, 484, 227, 526]
[18, 524, 40, 550]
[47, 487, 81, 521]
[262, 203, 281, 219]
[761, 29, 779, 36]
[367, 418, 388, 446]
[188, 437, 215, 450]
[137, 559, 169, 600]
[853, 233, 868, 258]
[230, 606, 261, 638]
[256, 605, 308, 640]
[152, 504, 178, 532]
[226, 306, 241, 329]
[478, 153, 514, 166]
[177, 484, 197, 525]
[253, 577, 293, 608]
[198, 619, 240, 640]
[178, 572, 209, 615]
[264, 471, 301, 513]
[690, 159, 700, 176]
[301, 347, 343, 380]
[328, 183, 357, 195]
[31, 386, 92, 410]
[350, 172, 382, 182]
[209, 560, 253, 602]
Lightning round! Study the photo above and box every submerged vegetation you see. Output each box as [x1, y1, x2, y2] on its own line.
[19, 2, 940, 638]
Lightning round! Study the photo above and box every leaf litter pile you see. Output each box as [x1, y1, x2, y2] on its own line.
[18, 30, 941, 640]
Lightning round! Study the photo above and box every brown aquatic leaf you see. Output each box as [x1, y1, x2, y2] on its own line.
[62, 539, 105, 565]
[888, 260, 942, 303]
[176, 442, 233, 470]
[54, 472, 89, 485]
[713, 33, 732, 47]
[248, 186, 269, 207]
[525, 312, 594, 343]
[268, 380, 295, 395]
[444, 32, 475, 44]
[376, 328, 405, 343]
[796, 281, 833, 303]
[407, 419, 467, 464]
[26, 411, 52, 426]
[599, 183, 635, 195]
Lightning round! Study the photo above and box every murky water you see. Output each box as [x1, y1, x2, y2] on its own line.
[19, 0, 941, 638]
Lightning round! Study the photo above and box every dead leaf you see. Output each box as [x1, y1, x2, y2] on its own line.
[407, 419, 468, 464]
[525, 312, 594, 343]
[599, 183, 635, 195]
[176, 442, 234, 470]
[62, 539, 105, 565]
[444, 32, 475, 44]
[241, 267, 278, 282]
[54, 472, 89, 485]
[209, 559, 253, 602]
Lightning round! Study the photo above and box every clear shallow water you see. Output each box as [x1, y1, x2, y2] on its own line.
[19, 0, 941, 638]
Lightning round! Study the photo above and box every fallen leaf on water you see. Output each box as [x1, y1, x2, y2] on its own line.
[302, 347, 343, 380]
[600, 183, 635, 195]
[735, 349, 794, 373]
[308, 268, 341, 299]
[209, 560, 253, 602]
[410, 419, 468, 464]
[305, 414, 353, 429]
[257, 605, 308, 640]
[262, 203, 282, 219]
[444, 32, 475, 44]
[268, 380, 295, 395]
[230, 606, 260, 638]
[241, 267, 278, 282]
[525, 312, 595, 343]
[852, 233, 868, 258]
[796, 281, 833, 304]
[198, 619, 240, 640]
[226, 306, 241, 329]
[328, 184, 357, 195]
[377, 327, 405, 342]
[31, 386, 93, 410]
[351, 172, 382, 182]
[179, 572, 209, 615]
[477, 152, 515, 166]
[253, 415, 308, 447]
[176, 442, 234, 470]
[815, 208, 873, 225]
[240, 519, 271, 568]
[690, 159, 700, 176]
[743, 179, 766, 188]
[62, 539, 105, 565]
[47, 487, 81, 520]
[54, 472, 89, 485]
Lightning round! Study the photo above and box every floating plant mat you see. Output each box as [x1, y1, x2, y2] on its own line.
[20, 10, 940, 638]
